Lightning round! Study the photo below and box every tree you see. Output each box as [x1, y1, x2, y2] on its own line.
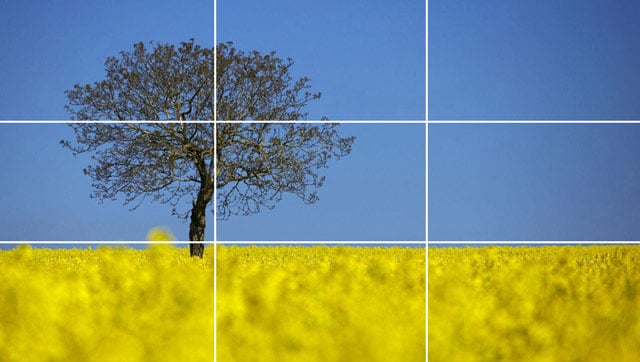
[63, 40, 354, 257]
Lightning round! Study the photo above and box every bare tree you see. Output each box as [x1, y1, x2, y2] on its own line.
[63, 40, 354, 257]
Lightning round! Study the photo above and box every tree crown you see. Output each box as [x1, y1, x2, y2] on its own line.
[63, 40, 354, 226]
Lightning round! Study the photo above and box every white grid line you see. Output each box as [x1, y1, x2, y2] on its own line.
[425, 0, 429, 358]
[428, 120, 640, 123]
[424, 63, 429, 362]
[0, 119, 427, 124]
[213, 124, 218, 362]
[213, 1, 218, 360]
[0, 120, 213, 123]
[217, 120, 426, 124]
[429, 241, 640, 244]
[5, 119, 639, 123]
[217, 241, 427, 245]
[0, 240, 214, 244]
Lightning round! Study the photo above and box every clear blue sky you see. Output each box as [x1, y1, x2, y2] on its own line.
[218, 0, 426, 120]
[430, 124, 640, 241]
[0, 2, 426, 243]
[0, 0, 213, 120]
[429, 0, 640, 242]
[430, 0, 640, 120]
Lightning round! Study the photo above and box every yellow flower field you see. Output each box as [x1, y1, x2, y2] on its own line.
[429, 245, 640, 362]
[0, 245, 214, 362]
[216, 245, 426, 362]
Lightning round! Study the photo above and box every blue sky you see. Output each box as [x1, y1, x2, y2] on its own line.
[430, 0, 640, 120]
[0, 0, 213, 120]
[430, 124, 640, 241]
[429, 0, 640, 241]
[0, 1, 426, 243]
[218, 0, 426, 120]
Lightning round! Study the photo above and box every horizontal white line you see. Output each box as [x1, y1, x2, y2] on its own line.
[0, 120, 426, 124]
[428, 120, 640, 124]
[429, 240, 640, 244]
[0, 120, 213, 124]
[0, 241, 214, 244]
[217, 120, 426, 124]
[0, 240, 426, 245]
[6, 120, 639, 124]
[218, 241, 426, 244]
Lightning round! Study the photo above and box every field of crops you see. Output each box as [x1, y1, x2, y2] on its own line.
[216, 245, 426, 362]
[429, 245, 640, 362]
[0, 245, 214, 361]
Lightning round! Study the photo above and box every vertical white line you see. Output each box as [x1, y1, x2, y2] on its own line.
[425, 122, 429, 361]
[213, 1, 218, 361]
[425, 1, 429, 124]
[213, 123, 217, 362]
[424, 0, 429, 359]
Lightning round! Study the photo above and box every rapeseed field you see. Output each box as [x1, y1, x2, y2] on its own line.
[429, 245, 640, 362]
[216, 245, 426, 362]
[0, 245, 214, 362]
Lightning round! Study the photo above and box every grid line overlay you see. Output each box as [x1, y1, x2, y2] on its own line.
[213, 0, 218, 358]
[425, 0, 429, 356]
[2, 12, 429, 362]
[0, 119, 426, 124]
[429, 120, 640, 123]
[217, 241, 426, 244]
[429, 240, 640, 244]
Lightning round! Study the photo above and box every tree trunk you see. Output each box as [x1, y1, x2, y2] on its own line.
[189, 199, 206, 258]
[190, 242, 205, 258]
[189, 185, 212, 258]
